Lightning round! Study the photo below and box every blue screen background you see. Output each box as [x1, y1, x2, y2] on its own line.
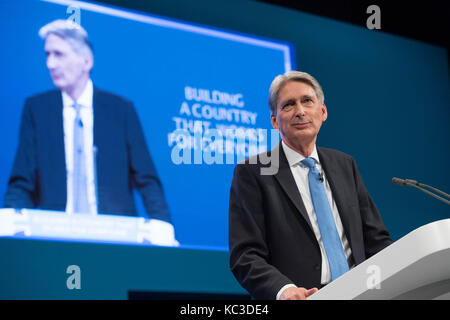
[0, 0, 291, 250]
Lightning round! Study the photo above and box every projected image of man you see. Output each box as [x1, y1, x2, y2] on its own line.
[5, 20, 173, 230]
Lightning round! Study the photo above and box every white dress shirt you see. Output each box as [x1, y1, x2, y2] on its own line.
[276, 141, 352, 299]
[60, 80, 178, 246]
[62, 79, 97, 215]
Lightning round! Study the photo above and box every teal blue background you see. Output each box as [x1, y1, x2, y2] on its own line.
[0, 237, 244, 299]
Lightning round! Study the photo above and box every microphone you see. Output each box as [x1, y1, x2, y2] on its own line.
[392, 177, 419, 186]
[318, 172, 324, 182]
[392, 177, 450, 205]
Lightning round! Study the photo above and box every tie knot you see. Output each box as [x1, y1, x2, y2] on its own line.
[73, 102, 81, 111]
[301, 157, 316, 169]
[73, 103, 83, 125]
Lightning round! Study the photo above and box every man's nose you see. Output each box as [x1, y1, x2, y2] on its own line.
[294, 103, 306, 117]
[46, 54, 57, 70]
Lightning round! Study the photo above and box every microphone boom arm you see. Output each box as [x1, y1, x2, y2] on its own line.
[392, 177, 450, 205]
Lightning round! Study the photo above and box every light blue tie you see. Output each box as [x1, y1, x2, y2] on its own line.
[72, 103, 90, 214]
[301, 157, 349, 280]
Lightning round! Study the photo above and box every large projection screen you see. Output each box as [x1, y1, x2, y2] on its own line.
[0, 0, 294, 250]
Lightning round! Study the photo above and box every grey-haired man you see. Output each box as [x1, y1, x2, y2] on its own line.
[5, 20, 176, 245]
[229, 71, 393, 299]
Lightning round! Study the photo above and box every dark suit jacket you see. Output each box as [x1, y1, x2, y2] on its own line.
[229, 142, 393, 299]
[4, 88, 171, 222]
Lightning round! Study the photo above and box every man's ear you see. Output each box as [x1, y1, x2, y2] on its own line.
[270, 113, 279, 130]
[321, 103, 328, 122]
[83, 52, 94, 73]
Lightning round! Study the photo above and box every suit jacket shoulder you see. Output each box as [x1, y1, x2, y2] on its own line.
[317, 146, 354, 162]
[93, 87, 133, 108]
[25, 89, 62, 113]
[27, 89, 60, 101]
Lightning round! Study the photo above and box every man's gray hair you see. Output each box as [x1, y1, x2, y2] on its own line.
[268, 70, 325, 115]
[39, 19, 93, 56]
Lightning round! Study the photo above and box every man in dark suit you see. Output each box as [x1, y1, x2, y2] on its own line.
[4, 20, 173, 231]
[229, 71, 393, 299]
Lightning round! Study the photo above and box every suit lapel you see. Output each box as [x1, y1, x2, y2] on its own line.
[317, 147, 353, 247]
[273, 143, 314, 233]
[92, 88, 105, 149]
[92, 88, 107, 208]
[48, 90, 67, 205]
[93, 88, 114, 161]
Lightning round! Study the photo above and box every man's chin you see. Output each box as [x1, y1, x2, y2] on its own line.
[283, 132, 316, 145]
[51, 80, 67, 91]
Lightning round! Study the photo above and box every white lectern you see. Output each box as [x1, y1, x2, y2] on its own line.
[309, 219, 450, 300]
[0, 208, 179, 247]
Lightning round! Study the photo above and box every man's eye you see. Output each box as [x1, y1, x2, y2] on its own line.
[282, 101, 294, 108]
[46, 51, 64, 58]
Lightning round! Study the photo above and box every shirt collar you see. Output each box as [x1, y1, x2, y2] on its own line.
[282, 141, 320, 167]
[62, 78, 93, 109]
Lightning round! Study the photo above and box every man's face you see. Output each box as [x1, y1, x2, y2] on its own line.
[271, 80, 327, 148]
[44, 33, 91, 92]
